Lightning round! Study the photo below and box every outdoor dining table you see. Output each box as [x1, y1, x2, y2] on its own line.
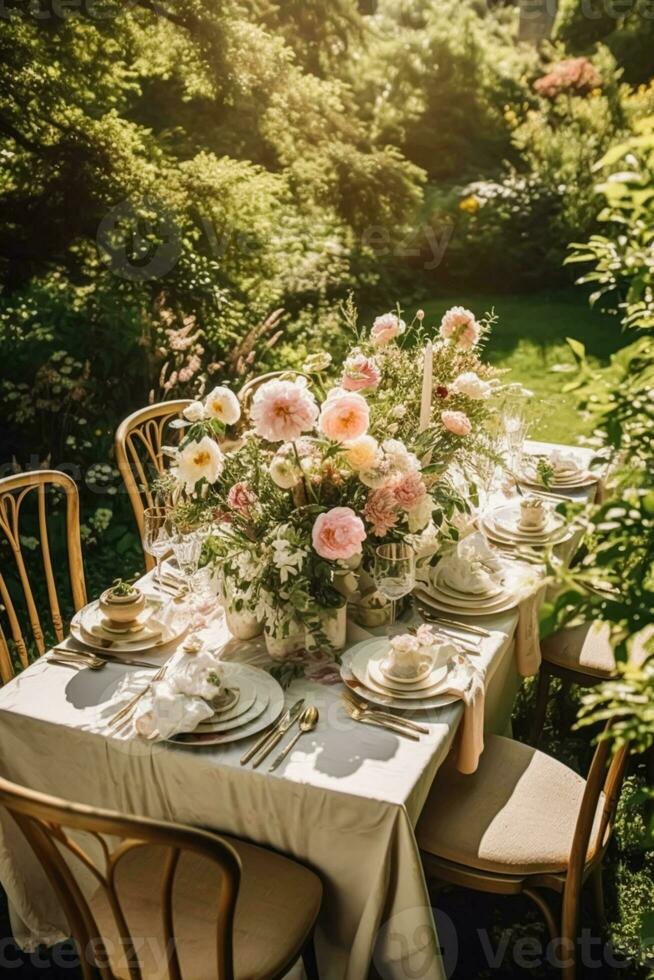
[0, 442, 603, 980]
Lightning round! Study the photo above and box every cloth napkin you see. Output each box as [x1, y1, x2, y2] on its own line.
[433, 531, 502, 595]
[514, 581, 546, 677]
[435, 656, 485, 774]
[100, 650, 223, 741]
[549, 447, 584, 476]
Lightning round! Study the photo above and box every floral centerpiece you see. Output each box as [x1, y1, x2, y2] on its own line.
[164, 302, 499, 659]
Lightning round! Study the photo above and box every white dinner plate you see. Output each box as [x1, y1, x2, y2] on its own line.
[481, 516, 570, 548]
[362, 653, 449, 695]
[198, 667, 258, 724]
[341, 640, 460, 711]
[196, 691, 270, 733]
[169, 666, 284, 746]
[492, 505, 565, 538]
[414, 585, 519, 617]
[433, 576, 508, 606]
[71, 601, 188, 654]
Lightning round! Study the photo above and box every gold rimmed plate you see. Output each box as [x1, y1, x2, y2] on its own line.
[414, 585, 519, 617]
[341, 641, 459, 711]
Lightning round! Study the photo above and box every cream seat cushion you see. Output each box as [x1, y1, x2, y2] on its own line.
[541, 622, 616, 678]
[89, 833, 322, 980]
[417, 735, 604, 876]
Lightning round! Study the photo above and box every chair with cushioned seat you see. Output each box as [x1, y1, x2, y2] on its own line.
[0, 775, 322, 980]
[531, 622, 617, 744]
[417, 729, 628, 980]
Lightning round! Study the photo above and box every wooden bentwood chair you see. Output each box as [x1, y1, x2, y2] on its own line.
[0, 774, 322, 980]
[115, 400, 191, 569]
[417, 728, 628, 980]
[531, 622, 617, 744]
[0, 470, 87, 683]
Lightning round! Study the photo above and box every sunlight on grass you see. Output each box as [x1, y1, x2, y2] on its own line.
[414, 288, 624, 443]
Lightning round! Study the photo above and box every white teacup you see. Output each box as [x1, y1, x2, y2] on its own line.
[381, 634, 436, 683]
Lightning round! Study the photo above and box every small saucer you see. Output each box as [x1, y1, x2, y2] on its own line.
[210, 687, 239, 713]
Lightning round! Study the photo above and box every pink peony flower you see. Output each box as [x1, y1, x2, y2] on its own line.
[312, 507, 366, 561]
[441, 410, 472, 436]
[363, 487, 400, 537]
[371, 313, 405, 346]
[250, 379, 318, 443]
[319, 391, 369, 442]
[393, 471, 427, 512]
[439, 307, 481, 350]
[341, 353, 381, 392]
[227, 481, 258, 517]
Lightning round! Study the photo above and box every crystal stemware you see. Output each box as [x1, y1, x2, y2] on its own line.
[170, 529, 203, 595]
[373, 542, 416, 624]
[142, 506, 173, 587]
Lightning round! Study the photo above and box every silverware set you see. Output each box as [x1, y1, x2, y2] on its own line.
[240, 699, 319, 771]
[47, 646, 159, 671]
[342, 690, 428, 740]
[106, 659, 172, 735]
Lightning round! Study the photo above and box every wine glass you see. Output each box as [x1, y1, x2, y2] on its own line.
[170, 529, 203, 595]
[142, 506, 173, 586]
[501, 388, 531, 475]
[373, 543, 416, 624]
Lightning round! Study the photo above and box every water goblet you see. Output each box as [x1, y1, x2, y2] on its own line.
[142, 506, 173, 587]
[373, 543, 416, 624]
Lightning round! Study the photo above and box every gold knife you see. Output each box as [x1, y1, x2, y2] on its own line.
[239, 699, 304, 767]
[250, 700, 306, 769]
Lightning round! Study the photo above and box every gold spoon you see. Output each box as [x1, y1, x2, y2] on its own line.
[269, 706, 319, 772]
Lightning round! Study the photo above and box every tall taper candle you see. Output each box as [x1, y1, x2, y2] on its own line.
[419, 341, 433, 432]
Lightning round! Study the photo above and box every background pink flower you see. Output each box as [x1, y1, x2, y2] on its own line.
[250, 378, 318, 442]
[312, 507, 366, 560]
[371, 313, 405, 346]
[227, 481, 257, 516]
[439, 307, 481, 350]
[393, 471, 427, 511]
[341, 353, 381, 392]
[319, 391, 369, 442]
[441, 410, 472, 436]
[363, 487, 400, 536]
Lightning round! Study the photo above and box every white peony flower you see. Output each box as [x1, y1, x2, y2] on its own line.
[345, 435, 380, 471]
[451, 372, 491, 400]
[382, 439, 419, 474]
[175, 437, 224, 491]
[204, 386, 241, 425]
[269, 453, 300, 489]
[407, 493, 434, 533]
[183, 401, 206, 422]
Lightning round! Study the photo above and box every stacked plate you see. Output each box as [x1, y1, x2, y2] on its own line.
[482, 503, 571, 549]
[70, 598, 187, 654]
[519, 453, 597, 490]
[340, 638, 461, 711]
[169, 663, 284, 746]
[414, 561, 518, 617]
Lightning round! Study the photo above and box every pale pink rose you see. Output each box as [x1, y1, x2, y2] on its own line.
[250, 379, 318, 443]
[393, 471, 427, 512]
[341, 353, 381, 392]
[441, 410, 472, 436]
[312, 507, 366, 561]
[371, 313, 406, 347]
[227, 481, 257, 517]
[319, 391, 369, 442]
[363, 487, 400, 536]
[439, 307, 481, 350]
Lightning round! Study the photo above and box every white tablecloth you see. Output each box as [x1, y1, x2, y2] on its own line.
[0, 441, 602, 980]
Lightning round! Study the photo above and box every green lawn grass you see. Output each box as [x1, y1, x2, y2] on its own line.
[413, 287, 625, 444]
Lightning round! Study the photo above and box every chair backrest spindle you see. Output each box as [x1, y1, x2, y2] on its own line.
[0, 470, 86, 682]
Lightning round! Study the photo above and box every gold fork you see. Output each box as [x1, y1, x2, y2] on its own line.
[342, 690, 429, 735]
[107, 660, 171, 733]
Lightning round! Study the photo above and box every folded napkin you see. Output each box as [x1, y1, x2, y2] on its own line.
[100, 650, 224, 741]
[514, 581, 546, 677]
[437, 656, 485, 774]
[436, 531, 502, 595]
[550, 448, 583, 475]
